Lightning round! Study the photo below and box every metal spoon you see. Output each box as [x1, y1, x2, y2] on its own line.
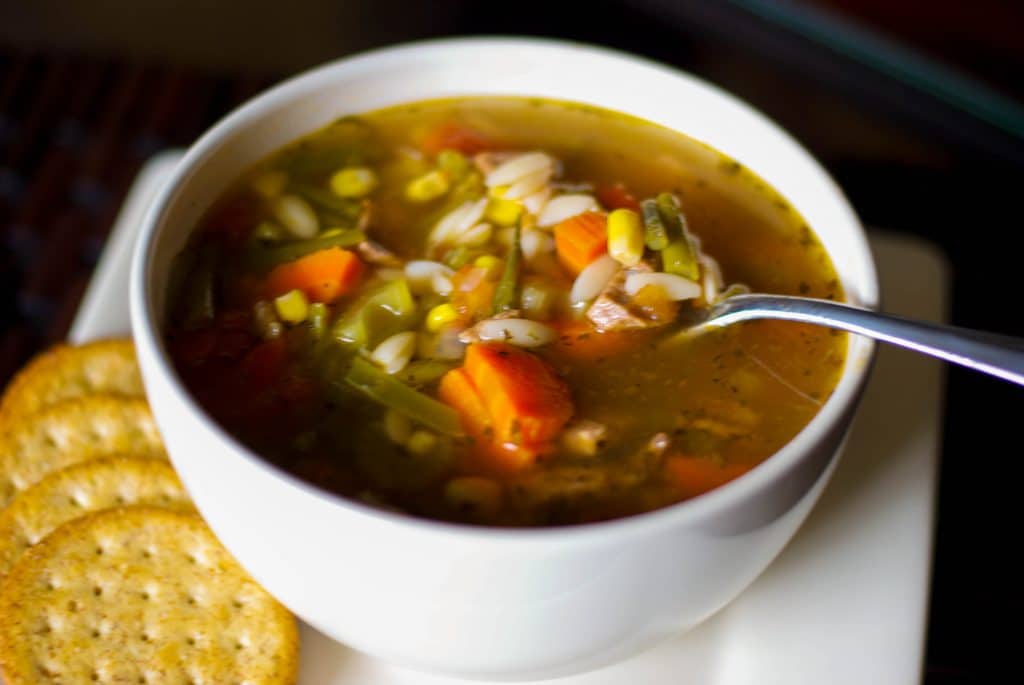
[683, 294, 1024, 386]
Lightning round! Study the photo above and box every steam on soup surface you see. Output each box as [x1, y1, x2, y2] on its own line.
[166, 97, 846, 526]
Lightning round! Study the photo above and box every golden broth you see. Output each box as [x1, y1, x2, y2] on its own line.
[167, 97, 846, 526]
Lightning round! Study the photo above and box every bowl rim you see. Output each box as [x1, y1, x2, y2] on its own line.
[131, 35, 878, 546]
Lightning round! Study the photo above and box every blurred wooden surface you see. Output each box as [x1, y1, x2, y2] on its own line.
[0, 0, 463, 73]
[0, 52, 275, 382]
[3, 0, 1021, 102]
[2, 2, 1022, 682]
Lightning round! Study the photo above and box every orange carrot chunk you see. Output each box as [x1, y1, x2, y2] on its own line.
[464, 342, 573, 446]
[265, 247, 363, 303]
[438, 367, 538, 470]
[663, 456, 753, 498]
[420, 121, 491, 156]
[439, 368, 492, 437]
[554, 212, 608, 275]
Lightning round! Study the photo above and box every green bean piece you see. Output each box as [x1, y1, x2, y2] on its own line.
[444, 245, 472, 270]
[308, 302, 330, 339]
[316, 344, 358, 403]
[492, 223, 521, 314]
[641, 199, 669, 251]
[655, 193, 684, 237]
[661, 237, 700, 281]
[395, 360, 457, 387]
[345, 357, 462, 436]
[318, 210, 358, 229]
[332, 278, 416, 349]
[182, 246, 218, 329]
[288, 182, 362, 220]
[654, 192, 699, 279]
[241, 229, 366, 270]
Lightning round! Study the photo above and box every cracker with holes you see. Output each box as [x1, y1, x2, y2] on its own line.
[0, 457, 192, 578]
[0, 506, 299, 685]
[0, 395, 165, 509]
[0, 339, 142, 427]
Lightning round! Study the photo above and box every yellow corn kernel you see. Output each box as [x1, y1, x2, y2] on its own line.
[406, 430, 439, 458]
[330, 166, 378, 198]
[607, 208, 645, 266]
[473, 255, 503, 279]
[250, 170, 288, 199]
[425, 303, 459, 332]
[489, 184, 510, 199]
[405, 169, 450, 202]
[273, 289, 309, 324]
[484, 196, 523, 227]
[444, 477, 502, 518]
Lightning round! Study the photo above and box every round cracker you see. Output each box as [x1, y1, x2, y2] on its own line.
[0, 506, 298, 685]
[0, 457, 192, 579]
[0, 339, 142, 427]
[0, 395, 165, 509]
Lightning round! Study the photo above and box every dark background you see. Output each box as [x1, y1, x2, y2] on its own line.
[2, 1, 1022, 681]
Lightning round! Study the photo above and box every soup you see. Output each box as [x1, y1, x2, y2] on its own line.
[165, 97, 846, 526]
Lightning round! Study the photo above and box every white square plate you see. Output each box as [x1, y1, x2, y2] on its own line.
[70, 151, 944, 685]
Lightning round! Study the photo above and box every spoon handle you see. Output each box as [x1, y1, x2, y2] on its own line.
[710, 294, 1024, 386]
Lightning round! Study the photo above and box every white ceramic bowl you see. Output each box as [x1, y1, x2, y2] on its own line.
[131, 38, 878, 680]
